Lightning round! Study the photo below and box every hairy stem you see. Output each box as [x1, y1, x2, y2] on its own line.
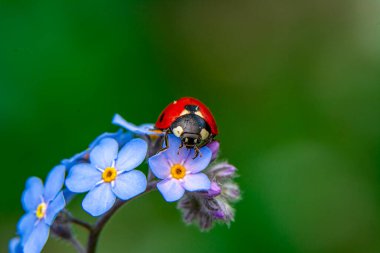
[86, 181, 157, 253]
[69, 237, 86, 253]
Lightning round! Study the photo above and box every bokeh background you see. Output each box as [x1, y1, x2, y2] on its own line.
[1, 0, 380, 252]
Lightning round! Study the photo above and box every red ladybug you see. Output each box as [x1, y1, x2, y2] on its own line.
[155, 97, 218, 158]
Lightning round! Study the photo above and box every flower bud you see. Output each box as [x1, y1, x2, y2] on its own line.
[222, 182, 241, 202]
[208, 181, 222, 197]
[207, 162, 237, 180]
[199, 181, 221, 198]
[178, 191, 237, 231]
[212, 210, 225, 219]
[212, 197, 235, 222]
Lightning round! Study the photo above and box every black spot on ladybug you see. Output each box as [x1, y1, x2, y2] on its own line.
[159, 113, 165, 122]
[185, 105, 199, 112]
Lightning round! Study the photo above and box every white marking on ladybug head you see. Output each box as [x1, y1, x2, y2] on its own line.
[185, 137, 189, 143]
[200, 128, 209, 140]
[180, 109, 190, 116]
[195, 111, 204, 118]
[173, 126, 184, 137]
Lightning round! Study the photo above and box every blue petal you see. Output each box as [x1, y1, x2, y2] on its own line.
[44, 165, 65, 202]
[112, 114, 163, 136]
[45, 191, 65, 226]
[148, 152, 171, 179]
[23, 221, 49, 253]
[9, 237, 22, 253]
[115, 131, 134, 147]
[61, 130, 132, 170]
[61, 149, 89, 169]
[88, 129, 133, 149]
[139, 123, 156, 131]
[21, 177, 44, 212]
[17, 212, 36, 245]
[82, 183, 116, 216]
[66, 135, 116, 166]
[90, 138, 118, 169]
[182, 173, 211, 191]
[165, 134, 190, 164]
[115, 138, 147, 172]
[65, 163, 101, 193]
[112, 170, 147, 200]
[183, 146, 212, 173]
[157, 178, 185, 202]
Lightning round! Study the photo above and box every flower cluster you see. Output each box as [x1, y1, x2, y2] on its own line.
[149, 135, 212, 202]
[9, 112, 240, 253]
[178, 162, 241, 230]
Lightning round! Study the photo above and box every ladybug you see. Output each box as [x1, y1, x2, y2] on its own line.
[155, 97, 218, 158]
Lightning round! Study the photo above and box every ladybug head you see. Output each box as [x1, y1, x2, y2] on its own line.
[181, 133, 202, 148]
[171, 114, 209, 148]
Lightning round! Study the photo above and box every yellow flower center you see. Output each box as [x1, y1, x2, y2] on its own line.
[170, 164, 186, 179]
[36, 202, 47, 219]
[102, 167, 117, 183]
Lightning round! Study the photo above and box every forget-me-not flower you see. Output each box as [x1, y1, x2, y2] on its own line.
[61, 130, 133, 204]
[17, 165, 66, 253]
[148, 134, 212, 202]
[65, 138, 148, 216]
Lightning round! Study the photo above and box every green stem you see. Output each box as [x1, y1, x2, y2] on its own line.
[86, 181, 157, 253]
[69, 217, 93, 232]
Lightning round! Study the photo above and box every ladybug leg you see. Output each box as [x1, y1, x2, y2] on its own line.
[192, 145, 203, 159]
[192, 135, 215, 159]
[177, 141, 184, 155]
[158, 130, 170, 153]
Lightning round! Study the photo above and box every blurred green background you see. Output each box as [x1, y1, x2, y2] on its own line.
[1, 0, 380, 252]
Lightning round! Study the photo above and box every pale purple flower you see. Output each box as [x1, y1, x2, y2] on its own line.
[206, 141, 220, 162]
[148, 134, 212, 202]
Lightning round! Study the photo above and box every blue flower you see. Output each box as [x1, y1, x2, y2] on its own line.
[65, 138, 148, 216]
[148, 134, 212, 202]
[9, 237, 22, 253]
[112, 113, 163, 136]
[61, 130, 133, 203]
[17, 165, 66, 253]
